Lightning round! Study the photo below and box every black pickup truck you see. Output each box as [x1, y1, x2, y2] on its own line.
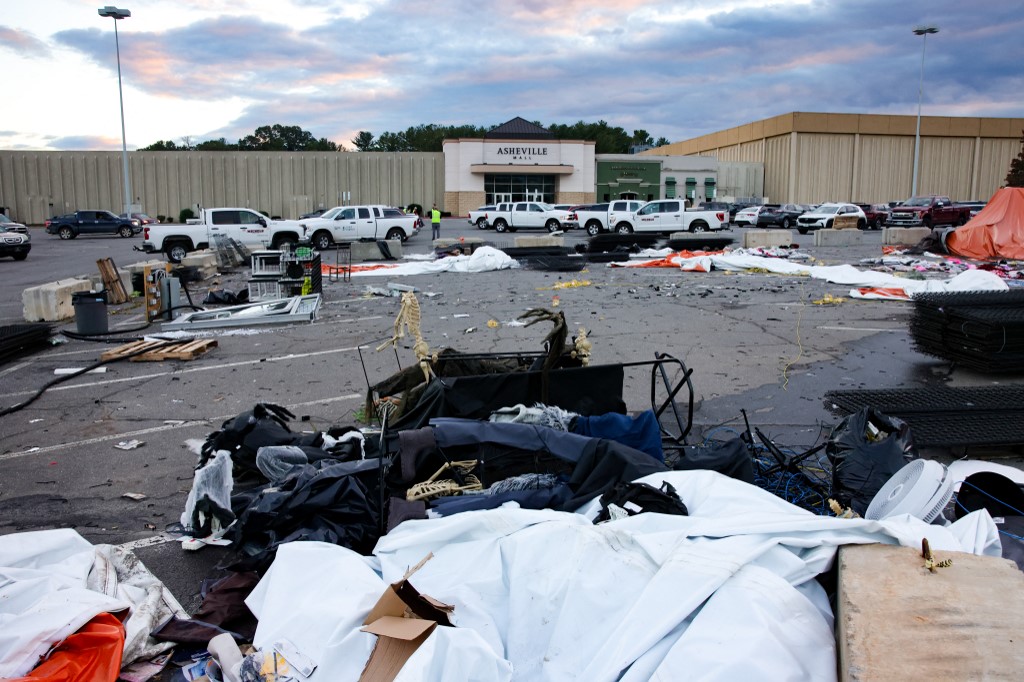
[45, 210, 141, 239]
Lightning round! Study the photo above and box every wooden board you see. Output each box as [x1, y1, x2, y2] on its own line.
[100, 338, 218, 362]
[96, 258, 130, 304]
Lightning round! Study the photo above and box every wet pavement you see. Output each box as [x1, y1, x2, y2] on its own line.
[1, 219, 1019, 611]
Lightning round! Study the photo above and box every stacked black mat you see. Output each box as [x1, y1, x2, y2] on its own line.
[910, 289, 1024, 373]
[824, 385, 1024, 448]
[0, 324, 52, 365]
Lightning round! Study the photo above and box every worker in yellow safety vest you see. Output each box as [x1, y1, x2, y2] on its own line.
[431, 204, 441, 240]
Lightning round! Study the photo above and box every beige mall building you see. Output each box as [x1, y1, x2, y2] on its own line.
[646, 111, 1024, 205]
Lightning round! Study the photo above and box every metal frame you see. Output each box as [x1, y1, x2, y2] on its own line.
[161, 294, 322, 331]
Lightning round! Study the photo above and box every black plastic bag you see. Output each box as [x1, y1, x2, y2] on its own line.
[826, 407, 918, 515]
[595, 480, 688, 522]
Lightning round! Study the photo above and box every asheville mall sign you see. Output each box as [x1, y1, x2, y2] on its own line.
[484, 144, 557, 163]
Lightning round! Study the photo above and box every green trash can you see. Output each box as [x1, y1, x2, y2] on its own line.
[72, 291, 108, 335]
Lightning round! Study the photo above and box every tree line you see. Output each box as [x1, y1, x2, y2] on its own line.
[140, 121, 671, 155]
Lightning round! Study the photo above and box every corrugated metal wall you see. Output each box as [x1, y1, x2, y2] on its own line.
[793, 134, 856, 203]
[917, 137, 975, 199]
[763, 135, 790, 203]
[853, 135, 914, 203]
[0, 151, 444, 224]
[977, 138, 1018, 199]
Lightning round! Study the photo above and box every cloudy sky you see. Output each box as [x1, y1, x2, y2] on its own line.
[2, 0, 1021, 151]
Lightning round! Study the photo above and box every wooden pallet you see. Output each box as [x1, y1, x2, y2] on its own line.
[96, 258, 130, 304]
[101, 338, 218, 362]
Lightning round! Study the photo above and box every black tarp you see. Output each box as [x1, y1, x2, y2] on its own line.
[388, 364, 627, 431]
[826, 407, 918, 515]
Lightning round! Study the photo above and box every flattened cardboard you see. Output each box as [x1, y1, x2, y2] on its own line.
[358, 555, 454, 682]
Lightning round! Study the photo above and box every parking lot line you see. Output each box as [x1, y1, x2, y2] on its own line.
[0, 393, 363, 461]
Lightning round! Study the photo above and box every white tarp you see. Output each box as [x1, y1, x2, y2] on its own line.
[0, 529, 180, 678]
[246, 470, 999, 681]
[615, 252, 1009, 300]
[347, 246, 515, 277]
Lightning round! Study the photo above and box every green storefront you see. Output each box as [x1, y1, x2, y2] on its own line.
[595, 160, 663, 203]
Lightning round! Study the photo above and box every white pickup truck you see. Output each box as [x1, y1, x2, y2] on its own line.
[139, 208, 310, 262]
[486, 202, 573, 233]
[302, 205, 420, 250]
[574, 200, 644, 236]
[611, 200, 727, 234]
[467, 205, 496, 229]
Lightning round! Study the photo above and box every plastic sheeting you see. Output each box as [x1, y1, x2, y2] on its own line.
[0, 529, 181, 678]
[947, 188, 1024, 260]
[246, 470, 1001, 682]
[335, 246, 516, 277]
[613, 251, 1009, 300]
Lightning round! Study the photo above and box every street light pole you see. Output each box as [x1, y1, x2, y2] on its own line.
[911, 25, 938, 197]
[98, 6, 132, 216]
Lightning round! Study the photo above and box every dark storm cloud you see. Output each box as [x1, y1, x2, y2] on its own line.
[46, 0, 1024, 147]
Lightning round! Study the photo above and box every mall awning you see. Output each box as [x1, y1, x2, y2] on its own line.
[469, 164, 575, 174]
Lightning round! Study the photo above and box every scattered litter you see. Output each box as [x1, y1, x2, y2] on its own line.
[551, 295, 560, 307]
[422, 292, 443, 298]
[114, 440, 145, 450]
[541, 279, 592, 290]
[122, 493, 147, 501]
[29, 419, 43, 424]
[24, 447, 40, 453]
[502, 319, 527, 327]
[53, 367, 107, 375]
[813, 293, 845, 305]
[464, 327, 476, 334]
[487, 319, 500, 328]
[453, 314, 471, 319]
[388, 282, 419, 293]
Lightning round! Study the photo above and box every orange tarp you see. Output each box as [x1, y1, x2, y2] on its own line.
[946, 187, 1024, 260]
[11, 613, 125, 682]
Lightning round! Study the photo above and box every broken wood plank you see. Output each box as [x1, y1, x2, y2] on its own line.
[100, 338, 218, 362]
[96, 258, 130, 304]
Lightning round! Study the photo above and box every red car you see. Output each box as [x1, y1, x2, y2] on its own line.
[855, 204, 889, 230]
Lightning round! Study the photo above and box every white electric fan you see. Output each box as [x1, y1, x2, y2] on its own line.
[864, 459, 954, 523]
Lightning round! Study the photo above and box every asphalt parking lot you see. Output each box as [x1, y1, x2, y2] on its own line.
[0, 218, 1014, 610]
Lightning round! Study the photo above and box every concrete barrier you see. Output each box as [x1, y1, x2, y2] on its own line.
[883, 227, 931, 246]
[350, 240, 403, 262]
[433, 237, 485, 253]
[837, 544, 1024, 681]
[22, 278, 93, 322]
[814, 229, 864, 246]
[743, 230, 793, 248]
[180, 250, 218, 270]
[514, 235, 564, 248]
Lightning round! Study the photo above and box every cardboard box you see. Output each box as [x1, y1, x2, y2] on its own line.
[359, 555, 453, 682]
[833, 215, 860, 230]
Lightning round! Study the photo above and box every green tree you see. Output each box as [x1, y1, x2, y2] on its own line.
[631, 129, 653, 148]
[375, 131, 410, 152]
[139, 139, 180, 151]
[237, 124, 339, 151]
[547, 120, 631, 153]
[352, 131, 376, 151]
[194, 138, 238, 151]
[654, 136, 670, 147]
[1007, 129, 1024, 187]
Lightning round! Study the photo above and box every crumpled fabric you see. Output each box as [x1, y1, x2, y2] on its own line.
[246, 470, 1000, 682]
[0, 528, 182, 678]
[180, 449, 235, 536]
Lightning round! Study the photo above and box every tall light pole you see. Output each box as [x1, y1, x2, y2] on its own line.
[98, 6, 132, 216]
[911, 25, 938, 197]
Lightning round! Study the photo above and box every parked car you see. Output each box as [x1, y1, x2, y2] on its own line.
[468, 205, 497, 229]
[299, 208, 327, 219]
[0, 223, 30, 260]
[574, 201, 643, 236]
[755, 204, 805, 229]
[954, 201, 987, 219]
[886, 196, 970, 228]
[120, 212, 158, 225]
[45, 210, 140, 239]
[854, 204, 890, 230]
[729, 201, 758, 219]
[733, 205, 765, 227]
[795, 203, 866, 233]
[0, 214, 28, 234]
[611, 200, 726, 234]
